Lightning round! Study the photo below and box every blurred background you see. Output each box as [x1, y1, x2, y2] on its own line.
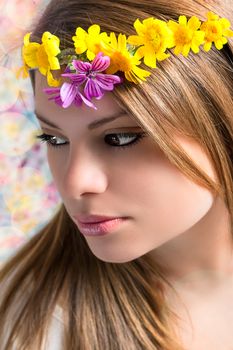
[0, 0, 62, 266]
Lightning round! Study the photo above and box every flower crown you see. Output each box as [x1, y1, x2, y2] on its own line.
[20, 11, 233, 110]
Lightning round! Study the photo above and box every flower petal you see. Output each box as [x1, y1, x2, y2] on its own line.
[62, 72, 87, 84]
[43, 87, 60, 95]
[74, 93, 83, 107]
[47, 56, 60, 70]
[73, 40, 87, 54]
[182, 44, 191, 56]
[132, 65, 151, 81]
[118, 34, 127, 51]
[87, 50, 96, 61]
[191, 44, 200, 53]
[88, 24, 101, 36]
[47, 70, 61, 87]
[43, 88, 63, 106]
[179, 15, 187, 26]
[64, 66, 71, 73]
[223, 29, 233, 37]
[95, 73, 121, 89]
[79, 92, 97, 110]
[168, 20, 179, 31]
[72, 60, 91, 72]
[144, 46, 157, 68]
[84, 79, 103, 100]
[215, 39, 224, 50]
[134, 18, 144, 35]
[42, 32, 60, 55]
[23, 43, 40, 67]
[95, 80, 114, 91]
[156, 52, 170, 61]
[23, 32, 32, 45]
[136, 46, 146, 60]
[125, 71, 139, 84]
[203, 41, 212, 51]
[127, 35, 144, 46]
[109, 32, 118, 48]
[60, 82, 77, 108]
[221, 37, 228, 45]
[74, 27, 87, 39]
[91, 52, 110, 72]
[188, 16, 201, 31]
[174, 45, 183, 55]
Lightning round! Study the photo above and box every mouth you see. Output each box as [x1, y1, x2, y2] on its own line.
[72, 216, 129, 236]
[72, 214, 127, 224]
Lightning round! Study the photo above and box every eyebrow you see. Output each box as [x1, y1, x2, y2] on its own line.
[34, 110, 129, 130]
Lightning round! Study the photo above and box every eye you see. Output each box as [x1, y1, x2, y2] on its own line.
[104, 132, 147, 149]
[36, 131, 147, 150]
[36, 134, 67, 148]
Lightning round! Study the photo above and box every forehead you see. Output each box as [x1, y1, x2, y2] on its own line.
[34, 70, 125, 123]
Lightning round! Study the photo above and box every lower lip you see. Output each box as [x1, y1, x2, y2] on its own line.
[75, 218, 128, 236]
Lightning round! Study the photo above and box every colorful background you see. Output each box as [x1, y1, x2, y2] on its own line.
[0, 0, 62, 266]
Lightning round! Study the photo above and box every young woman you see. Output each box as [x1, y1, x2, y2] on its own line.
[0, 0, 233, 349]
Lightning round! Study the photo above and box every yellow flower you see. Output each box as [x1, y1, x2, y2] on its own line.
[22, 32, 61, 87]
[16, 54, 30, 80]
[103, 32, 151, 84]
[128, 17, 174, 68]
[72, 24, 109, 60]
[168, 15, 205, 56]
[20, 32, 39, 78]
[201, 11, 233, 51]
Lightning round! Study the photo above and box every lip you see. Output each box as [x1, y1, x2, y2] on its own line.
[72, 214, 124, 224]
[73, 216, 128, 236]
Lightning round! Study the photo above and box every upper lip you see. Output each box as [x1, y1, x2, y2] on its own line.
[73, 214, 125, 224]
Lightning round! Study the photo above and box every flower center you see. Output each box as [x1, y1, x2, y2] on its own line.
[175, 28, 193, 44]
[205, 24, 221, 41]
[112, 52, 132, 71]
[87, 70, 97, 79]
[144, 25, 163, 51]
[146, 32, 161, 51]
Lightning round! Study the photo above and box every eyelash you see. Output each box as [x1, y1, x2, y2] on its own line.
[36, 132, 147, 151]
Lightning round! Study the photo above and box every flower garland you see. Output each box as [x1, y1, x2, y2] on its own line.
[19, 11, 233, 110]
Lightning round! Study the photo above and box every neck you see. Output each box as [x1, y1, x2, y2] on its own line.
[149, 196, 233, 292]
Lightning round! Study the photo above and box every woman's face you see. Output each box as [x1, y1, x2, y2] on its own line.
[35, 71, 217, 263]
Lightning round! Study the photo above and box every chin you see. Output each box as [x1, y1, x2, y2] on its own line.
[89, 248, 144, 264]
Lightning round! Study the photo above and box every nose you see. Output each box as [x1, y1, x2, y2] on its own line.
[61, 145, 108, 197]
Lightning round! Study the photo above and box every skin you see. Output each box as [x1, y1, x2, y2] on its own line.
[35, 71, 233, 348]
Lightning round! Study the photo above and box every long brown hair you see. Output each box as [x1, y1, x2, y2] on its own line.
[0, 1, 232, 349]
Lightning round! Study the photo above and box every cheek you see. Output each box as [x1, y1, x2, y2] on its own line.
[46, 151, 66, 187]
[113, 144, 215, 240]
[149, 167, 213, 236]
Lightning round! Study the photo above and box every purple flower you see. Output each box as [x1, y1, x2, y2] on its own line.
[43, 84, 96, 109]
[43, 52, 121, 110]
[62, 52, 122, 101]
[43, 87, 63, 107]
[60, 82, 96, 109]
